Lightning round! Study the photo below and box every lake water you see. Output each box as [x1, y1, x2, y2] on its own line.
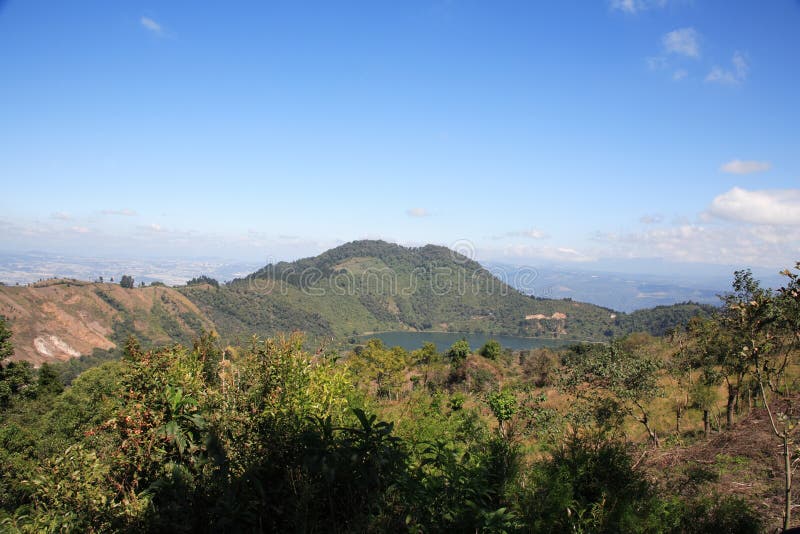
[357, 331, 579, 352]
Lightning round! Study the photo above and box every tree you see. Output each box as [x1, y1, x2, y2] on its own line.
[120, 275, 135, 289]
[479, 339, 502, 360]
[748, 263, 800, 531]
[562, 340, 663, 448]
[187, 275, 220, 288]
[718, 270, 771, 428]
[446, 339, 470, 365]
[0, 315, 12, 361]
[672, 317, 725, 438]
[37, 362, 64, 396]
[487, 389, 517, 438]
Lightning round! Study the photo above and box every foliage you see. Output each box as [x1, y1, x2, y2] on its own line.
[186, 275, 219, 288]
[562, 338, 664, 446]
[120, 275, 135, 289]
[0, 315, 12, 360]
[447, 338, 471, 365]
[6, 260, 800, 531]
[480, 339, 502, 360]
[516, 436, 661, 534]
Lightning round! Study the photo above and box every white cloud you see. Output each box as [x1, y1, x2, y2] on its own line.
[492, 228, 550, 240]
[706, 51, 748, 85]
[593, 223, 800, 268]
[70, 226, 90, 234]
[142, 223, 164, 232]
[640, 214, 663, 224]
[732, 51, 748, 77]
[646, 56, 668, 71]
[663, 28, 700, 58]
[406, 208, 430, 218]
[708, 187, 800, 225]
[140, 16, 162, 34]
[101, 208, 137, 216]
[497, 244, 595, 263]
[51, 212, 72, 221]
[720, 159, 771, 174]
[610, 0, 668, 13]
[611, 0, 638, 13]
[520, 228, 549, 239]
[672, 69, 688, 80]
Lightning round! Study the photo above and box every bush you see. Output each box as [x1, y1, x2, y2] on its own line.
[480, 339, 502, 360]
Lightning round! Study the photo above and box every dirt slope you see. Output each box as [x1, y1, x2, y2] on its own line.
[643, 401, 796, 532]
[0, 279, 213, 366]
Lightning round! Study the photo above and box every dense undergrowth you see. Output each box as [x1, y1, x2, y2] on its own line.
[1, 263, 799, 532]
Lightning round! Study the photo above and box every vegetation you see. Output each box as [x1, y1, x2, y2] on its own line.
[120, 275, 135, 289]
[186, 275, 219, 288]
[3, 258, 798, 531]
[4, 248, 800, 531]
[194, 240, 711, 342]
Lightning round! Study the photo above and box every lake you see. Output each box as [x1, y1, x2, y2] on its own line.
[356, 331, 581, 352]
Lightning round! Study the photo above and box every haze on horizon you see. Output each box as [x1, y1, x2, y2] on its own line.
[1, 1, 798, 275]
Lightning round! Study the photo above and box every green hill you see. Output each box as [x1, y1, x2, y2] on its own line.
[1, 242, 719, 367]
[180, 240, 712, 343]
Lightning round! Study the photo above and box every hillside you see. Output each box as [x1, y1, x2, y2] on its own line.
[184, 240, 714, 343]
[180, 240, 619, 342]
[0, 242, 717, 365]
[0, 279, 213, 365]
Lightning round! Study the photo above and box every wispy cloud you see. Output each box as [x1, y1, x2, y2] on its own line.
[646, 56, 668, 71]
[492, 228, 550, 240]
[708, 187, 800, 225]
[593, 222, 800, 268]
[139, 223, 165, 233]
[640, 214, 663, 224]
[51, 212, 72, 221]
[663, 28, 700, 58]
[406, 208, 430, 218]
[101, 208, 137, 216]
[516, 228, 549, 239]
[672, 69, 688, 80]
[720, 159, 770, 174]
[140, 16, 163, 35]
[610, 0, 669, 14]
[706, 51, 749, 84]
[495, 243, 595, 263]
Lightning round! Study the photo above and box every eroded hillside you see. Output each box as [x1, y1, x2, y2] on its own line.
[0, 279, 213, 365]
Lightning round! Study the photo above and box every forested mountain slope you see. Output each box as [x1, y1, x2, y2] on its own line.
[0, 241, 716, 364]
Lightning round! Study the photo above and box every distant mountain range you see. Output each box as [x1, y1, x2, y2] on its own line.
[0, 240, 719, 365]
[485, 263, 727, 312]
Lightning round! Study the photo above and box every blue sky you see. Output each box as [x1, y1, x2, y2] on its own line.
[0, 0, 798, 273]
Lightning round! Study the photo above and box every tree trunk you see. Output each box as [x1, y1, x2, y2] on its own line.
[639, 411, 660, 448]
[676, 406, 682, 434]
[703, 410, 710, 439]
[785, 434, 792, 531]
[726, 384, 737, 429]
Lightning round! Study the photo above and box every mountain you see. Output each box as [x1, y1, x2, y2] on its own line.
[181, 240, 713, 343]
[486, 262, 725, 312]
[1, 241, 716, 365]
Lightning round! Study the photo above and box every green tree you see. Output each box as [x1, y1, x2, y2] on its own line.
[447, 339, 470, 365]
[37, 362, 64, 396]
[479, 339, 502, 360]
[717, 269, 770, 428]
[120, 275, 135, 289]
[0, 315, 12, 361]
[487, 389, 517, 438]
[562, 339, 663, 448]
